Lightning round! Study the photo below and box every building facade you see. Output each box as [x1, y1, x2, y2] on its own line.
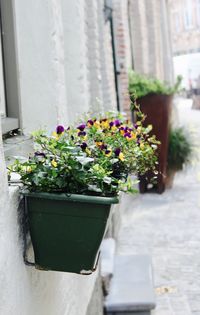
[129, 0, 174, 83]
[0, 1, 173, 315]
[168, 0, 200, 90]
[169, 0, 200, 55]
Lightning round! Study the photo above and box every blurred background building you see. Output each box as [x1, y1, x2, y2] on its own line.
[0, 1, 181, 315]
[169, 0, 200, 93]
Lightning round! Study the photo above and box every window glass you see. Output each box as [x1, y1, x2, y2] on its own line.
[184, 0, 193, 29]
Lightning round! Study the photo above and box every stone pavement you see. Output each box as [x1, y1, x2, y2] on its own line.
[117, 98, 200, 315]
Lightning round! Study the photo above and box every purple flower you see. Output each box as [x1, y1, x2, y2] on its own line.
[78, 131, 86, 137]
[128, 128, 133, 132]
[34, 151, 46, 157]
[109, 121, 114, 127]
[124, 132, 131, 138]
[114, 148, 121, 156]
[56, 125, 65, 134]
[105, 149, 111, 155]
[114, 119, 121, 127]
[100, 144, 107, 150]
[77, 124, 86, 131]
[134, 123, 138, 129]
[87, 119, 94, 126]
[81, 142, 87, 150]
[119, 127, 125, 131]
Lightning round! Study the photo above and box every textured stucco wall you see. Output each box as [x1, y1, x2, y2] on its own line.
[0, 1, 103, 315]
[0, 187, 98, 315]
[0, 0, 136, 314]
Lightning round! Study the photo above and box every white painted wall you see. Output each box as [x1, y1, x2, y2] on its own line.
[13, 0, 69, 134]
[0, 0, 132, 313]
[0, 1, 106, 315]
[0, 185, 97, 315]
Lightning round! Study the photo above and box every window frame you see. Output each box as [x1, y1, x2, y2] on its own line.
[184, 0, 194, 30]
[0, 0, 20, 135]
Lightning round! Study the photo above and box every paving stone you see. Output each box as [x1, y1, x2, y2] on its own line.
[117, 99, 200, 315]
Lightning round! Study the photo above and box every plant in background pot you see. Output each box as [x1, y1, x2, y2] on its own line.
[129, 70, 182, 193]
[166, 127, 192, 188]
[8, 112, 158, 274]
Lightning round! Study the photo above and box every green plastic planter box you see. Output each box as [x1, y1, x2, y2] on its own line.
[24, 192, 119, 274]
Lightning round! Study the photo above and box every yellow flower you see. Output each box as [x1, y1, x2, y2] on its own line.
[85, 148, 91, 156]
[119, 152, 125, 161]
[26, 166, 32, 173]
[95, 141, 103, 147]
[111, 126, 117, 132]
[101, 120, 109, 129]
[130, 132, 136, 140]
[52, 131, 63, 140]
[94, 120, 100, 128]
[105, 149, 112, 157]
[51, 159, 58, 167]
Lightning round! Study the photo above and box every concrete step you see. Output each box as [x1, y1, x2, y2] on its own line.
[104, 255, 156, 315]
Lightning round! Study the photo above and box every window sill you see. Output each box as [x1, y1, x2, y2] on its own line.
[2, 117, 19, 134]
[4, 135, 33, 165]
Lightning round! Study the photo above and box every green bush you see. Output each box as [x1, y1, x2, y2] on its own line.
[128, 70, 182, 98]
[167, 127, 192, 171]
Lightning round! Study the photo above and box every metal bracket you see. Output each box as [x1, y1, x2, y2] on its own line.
[20, 195, 36, 267]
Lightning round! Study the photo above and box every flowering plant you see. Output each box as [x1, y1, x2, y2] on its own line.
[9, 112, 158, 196]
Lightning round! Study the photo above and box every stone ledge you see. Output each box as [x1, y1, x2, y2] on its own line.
[104, 255, 156, 314]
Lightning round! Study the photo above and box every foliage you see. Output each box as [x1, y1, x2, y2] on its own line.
[128, 70, 182, 99]
[167, 127, 192, 171]
[8, 112, 159, 196]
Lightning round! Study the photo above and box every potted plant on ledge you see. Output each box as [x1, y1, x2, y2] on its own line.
[166, 127, 192, 188]
[129, 70, 182, 193]
[9, 112, 158, 274]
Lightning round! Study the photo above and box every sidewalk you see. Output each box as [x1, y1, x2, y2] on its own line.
[117, 99, 200, 315]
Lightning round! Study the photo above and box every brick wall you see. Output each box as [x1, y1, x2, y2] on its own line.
[113, 0, 132, 116]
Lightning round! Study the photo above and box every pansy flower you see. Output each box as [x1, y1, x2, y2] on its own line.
[51, 159, 57, 168]
[105, 149, 112, 157]
[77, 124, 86, 131]
[94, 120, 101, 128]
[114, 148, 124, 161]
[56, 125, 65, 134]
[124, 132, 131, 138]
[87, 119, 94, 127]
[101, 119, 109, 129]
[81, 142, 87, 150]
[34, 151, 46, 158]
[114, 119, 121, 127]
[100, 144, 107, 150]
[78, 131, 86, 137]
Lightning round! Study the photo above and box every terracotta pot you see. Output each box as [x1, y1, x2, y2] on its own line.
[165, 169, 176, 189]
[135, 94, 173, 194]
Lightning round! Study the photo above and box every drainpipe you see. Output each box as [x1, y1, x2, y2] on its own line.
[128, 0, 135, 69]
[104, 0, 121, 111]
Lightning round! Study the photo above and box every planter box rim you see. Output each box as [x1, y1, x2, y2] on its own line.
[137, 92, 173, 98]
[23, 191, 119, 205]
